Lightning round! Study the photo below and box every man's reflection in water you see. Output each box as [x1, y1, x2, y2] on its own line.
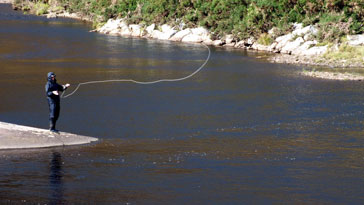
[49, 152, 65, 205]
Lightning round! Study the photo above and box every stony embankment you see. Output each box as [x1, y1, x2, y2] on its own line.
[7, 0, 364, 80]
[96, 19, 364, 80]
[0, 0, 12, 3]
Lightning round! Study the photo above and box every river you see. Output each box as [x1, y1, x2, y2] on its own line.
[0, 4, 363, 204]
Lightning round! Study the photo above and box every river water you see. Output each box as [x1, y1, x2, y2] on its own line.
[0, 4, 363, 204]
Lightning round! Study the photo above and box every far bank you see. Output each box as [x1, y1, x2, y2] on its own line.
[10, 0, 364, 80]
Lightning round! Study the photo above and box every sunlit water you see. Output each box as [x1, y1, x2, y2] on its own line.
[0, 4, 363, 204]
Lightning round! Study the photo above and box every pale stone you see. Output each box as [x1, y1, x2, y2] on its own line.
[281, 37, 304, 54]
[151, 30, 164, 39]
[292, 40, 317, 55]
[191, 27, 209, 36]
[203, 38, 214, 45]
[46, 12, 57, 18]
[146, 24, 155, 35]
[181, 34, 203, 43]
[225, 34, 234, 44]
[293, 23, 303, 30]
[169, 29, 191, 41]
[224, 42, 236, 47]
[119, 25, 131, 36]
[304, 45, 328, 56]
[213, 40, 223, 46]
[275, 34, 293, 50]
[293, 25, 317, 37]
[246, 37, 255, 45]
[235, 40, 246, 48]
[129, 24, 143, 37]
[98, 18, 124, 34]
[252, 43, 270, 51]
[347, 35, 364, 46]
[158, 24, 177, 40]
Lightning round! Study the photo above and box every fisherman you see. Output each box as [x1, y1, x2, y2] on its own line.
[45, 72, 70, 133]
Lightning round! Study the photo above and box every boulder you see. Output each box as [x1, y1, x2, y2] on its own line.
[169, 29, 191, 41]
[234, 40, 246, 48]
[281, 37, 304, 54]
[275, 34, 293, 50]
[151, 30, 164, 39]
[213, 40, 224, 46]
[225, 35, 234, 44]
[191, 27, 211, 42]
[159, 24, 177, 40]
[119, 24, 131, 36]
[292, 25, 318, 37]
[292, 40, 317, 55]
[182, 34, 203, 43]
[129, 24, 143, 37]
[146, 24, 155, 36]
[347, 35, 364, 46]
[304, 45, 328, 56]
[46, 12, 57, 18]
[98, 18, 126, 34]
[252, 43, 270, 51]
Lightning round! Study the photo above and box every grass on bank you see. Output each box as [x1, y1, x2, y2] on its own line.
[14, 0, 364, 42]
[323, 44, 364, 63]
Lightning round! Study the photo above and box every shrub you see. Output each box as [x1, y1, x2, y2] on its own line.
[257, 33, 273, 45]
[34, 2, 50, 15]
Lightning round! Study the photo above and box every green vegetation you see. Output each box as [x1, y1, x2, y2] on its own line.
[34, 2, 49, 15]
[15, 0, 364, 41]
[323, 44, 364, 62]
[257, 33, 273, 46]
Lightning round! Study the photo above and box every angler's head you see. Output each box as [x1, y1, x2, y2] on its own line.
[47, 72, 56, 82]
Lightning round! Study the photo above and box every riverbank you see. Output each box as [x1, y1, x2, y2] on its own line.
[0, 0, 12, 3]
[9, 0, 364, 80]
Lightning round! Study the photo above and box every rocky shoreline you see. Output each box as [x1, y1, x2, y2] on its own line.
[6, 0, 364, 80]
[0, 0, 12, 3]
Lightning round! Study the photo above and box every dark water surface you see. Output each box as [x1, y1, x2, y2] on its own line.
[1, 4, 364, 204]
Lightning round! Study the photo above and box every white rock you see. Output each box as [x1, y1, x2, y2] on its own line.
[275, 34, 293, 50]
[347, 35, 364, 46]
[46, 13, 57, 18]
[119, 25, 131, 36]
[191, 27, 209, 36]
[98, 18, 125, 34]
[224, 42, 236, 47]
[161, 24, 175, 33]
[293, 25, 317, 37]
[246, 37, 255, 45]
[292, 40, 317, 55]
[225, 35, 234, 44]
[158, 24, 177, 40]
[213, 40, 223, 46]
[169, 29, 191, 41]
[252, 43, 270, 51]
[146, 24, 155, 35]
[151, 30, 164, 39]
[234, 40, 246, 48]
[129, 24, 143, 37]
[181, 34, 203, 43]
[281, 37, 304, 54]
[203, 38, 214, 45]
[304, 45, 328, 56]
[293, 23, 303, 30]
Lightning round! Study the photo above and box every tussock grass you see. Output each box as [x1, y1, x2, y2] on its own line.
[323, 44, 364, 62]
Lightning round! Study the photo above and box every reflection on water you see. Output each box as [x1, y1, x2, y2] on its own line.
[0, 3, 364, 204]
[49, 152, 65, 205]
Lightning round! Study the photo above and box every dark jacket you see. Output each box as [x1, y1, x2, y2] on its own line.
[45, 72, 65, 103]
